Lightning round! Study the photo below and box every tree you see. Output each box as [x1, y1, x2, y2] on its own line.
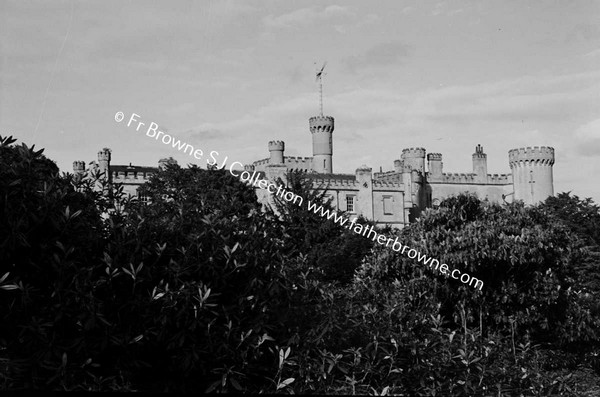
[539, 192, 600, 295]
[267, 170, 374, 284]
[0, 135, 105, 390]
[356, 193, 596, 345]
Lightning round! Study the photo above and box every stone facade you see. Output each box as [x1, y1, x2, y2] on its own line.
[74, 112, 555, 229]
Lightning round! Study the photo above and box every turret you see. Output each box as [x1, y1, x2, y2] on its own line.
[427, 153, 443, 177]
[72, 161, 85, 182]
[73, 160, 85, 174]
[97, 148, 112, 181]
[401, 147, 426, 174]
[509, 146, 555, 205]
[393, 159, 403, 173]
[472, 144, 488, 182]
[268, 140, 285, 164]
[355, 165, 373, 219]
[310, 115, 334, 173]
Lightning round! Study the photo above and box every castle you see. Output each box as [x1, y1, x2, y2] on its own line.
[75, 108, 555, 229]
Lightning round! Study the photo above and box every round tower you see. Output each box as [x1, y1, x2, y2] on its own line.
[401, 147, 426, 174]
[310, 115, 334, 173]
[509, 146, 555, 205]
[97, 148, 112, 181]
[268, 140, 285, 164]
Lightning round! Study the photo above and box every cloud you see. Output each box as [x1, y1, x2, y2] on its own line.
[344, 41, 412, 73]
[565, 23, 600, 43]
[574, 119, 600, 156]
[262, 5, 354, 30]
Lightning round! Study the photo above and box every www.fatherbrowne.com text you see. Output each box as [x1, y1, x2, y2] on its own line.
[115, 111, 483, 290]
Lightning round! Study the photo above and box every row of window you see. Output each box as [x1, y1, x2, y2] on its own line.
[137, 191, 395, 215]
[345, 195, 394, 215]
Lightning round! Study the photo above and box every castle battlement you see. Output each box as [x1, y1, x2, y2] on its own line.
[268, 140, 285, 151]
[98, 148, 111, 161]
[509, 146, 555, 165]
[309, 115, 335, 134]
[252, 158, 270, 166]
[442, 172, 476, 183]
[285, 156, 313, 161]
[112, 171, 154, 181]
[433, 172, 511, 185]
[488, 174, 511, 183]
[374, 170, 400, 178]
[401, 147, 426, 157]
[73, 161, 85, 172]
[373, 180, 403, 189]
[312, 179, 358, 189]
[427, 153, 442, 160]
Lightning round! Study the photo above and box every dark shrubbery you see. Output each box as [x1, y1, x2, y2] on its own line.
[1, 136, 599, 394]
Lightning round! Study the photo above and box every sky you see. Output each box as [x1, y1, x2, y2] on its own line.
[1, 0, 599, 201]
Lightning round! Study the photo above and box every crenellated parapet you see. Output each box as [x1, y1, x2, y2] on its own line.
[311, 176, 358, 189]
[285, 156, 313, 161]
[112, 173, 152, 183]
[427, 152, 443, 176]
[252, 158, 271, 167]
[374, 170, 399, 178]
[488, 174, 511, 183]
[509, 146, 555, 204]
[401, 147, 426, 174]
[268, 140, 285, 151]
[433, 172, 511, 185]
[441, 173, 477, 184]
[372, 180, 403, 190]
[285, 156, 313, 170]
[309, 115, 335, 133]
[393, 159, 403, 172]
[97, 148, 111, 162]
[509, 146, 555, 166]
[73, 161, 86, 173]
[402, 147, 427, 158]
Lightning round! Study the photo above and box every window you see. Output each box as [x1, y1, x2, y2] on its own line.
[138, 191, 150, 204]
[383, 196, 393, 215]
[346, 195, 355, 213]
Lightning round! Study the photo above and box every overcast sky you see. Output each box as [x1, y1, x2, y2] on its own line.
[1, 0, 599, 201]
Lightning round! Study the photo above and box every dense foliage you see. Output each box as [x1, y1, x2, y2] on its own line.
[1, 136, 599, 394]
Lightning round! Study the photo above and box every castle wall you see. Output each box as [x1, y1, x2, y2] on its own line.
[285, 156, 313, 172]
[112, 170, 155, 198]
[429, 182, 513, 206]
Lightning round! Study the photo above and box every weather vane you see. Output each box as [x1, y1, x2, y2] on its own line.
[315, 61, 327, 116]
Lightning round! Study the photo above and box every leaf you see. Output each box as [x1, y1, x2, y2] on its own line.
[230, 378, 242, 391]
[277, 378, 295, 390]
[205, 380, 220, 393]
[153, 292, 165, 300]
[0, 272, 9, 283]
[131, 334, 144, 343]
[0, 284, 19, 291]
